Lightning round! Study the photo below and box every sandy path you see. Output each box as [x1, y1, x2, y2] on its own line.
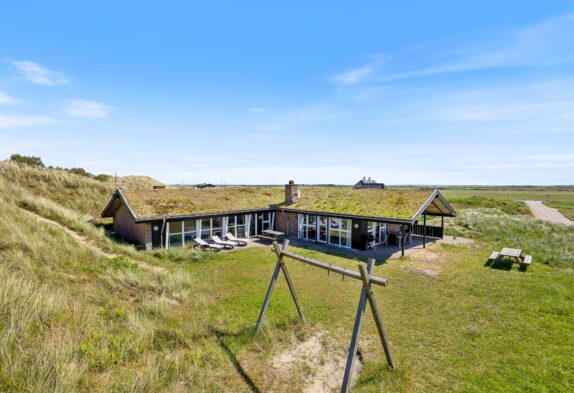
[21, 208, 166, 272]
[525, 200, 574, 226]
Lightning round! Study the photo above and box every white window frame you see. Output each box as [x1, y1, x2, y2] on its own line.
[327, 217, 352, 248]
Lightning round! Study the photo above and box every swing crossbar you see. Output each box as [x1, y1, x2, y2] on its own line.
[279, 250, 388, 287]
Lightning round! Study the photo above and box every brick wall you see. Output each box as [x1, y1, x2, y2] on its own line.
[113, 203, 152, 248]
[275, 211, 299, 237]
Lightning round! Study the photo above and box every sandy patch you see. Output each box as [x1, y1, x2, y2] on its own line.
[437, 236, 474, 245]
[271, 332, 362, 393]
[400, 264, 440, 277]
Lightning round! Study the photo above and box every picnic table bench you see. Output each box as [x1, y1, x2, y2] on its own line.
[489, 247, 532, 268]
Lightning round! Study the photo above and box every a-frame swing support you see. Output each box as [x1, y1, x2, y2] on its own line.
[255, 240, 396, 393]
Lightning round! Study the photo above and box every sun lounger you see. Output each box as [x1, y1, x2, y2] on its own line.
[226, 233, 247, 246]
[194, 237, 224, 252]
[210, 235, 235, 249]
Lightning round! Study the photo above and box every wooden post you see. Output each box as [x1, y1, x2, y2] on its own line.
[358, 263, 396, 369]
[273, 242, 306, 324]
[400, 225, 405, 257]
[341, 259, 375, 393]
[255, 254, 282, 334]
[441, 216, 444, 239]
[423, 213, 427, 248]
[256, 241, 306, 333]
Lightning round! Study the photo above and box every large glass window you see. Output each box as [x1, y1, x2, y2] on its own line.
[201, 218, 211, 239]
[183, 220, 197, 244]
[298, 214, 317, 240]
[211, 217, 223, 237]
[168, 221, 183, 248]
[327, 217, 352, 248]
[318, 216, 328, 243]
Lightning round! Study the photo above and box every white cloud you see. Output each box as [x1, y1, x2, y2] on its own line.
[63, 99, 114, 118]
[248, 107, 266, 113]
[0, 115, 55, 128]
[331, 53, 392, 85]
[0, 92, 20, 105]
[7, 59, 71, 85]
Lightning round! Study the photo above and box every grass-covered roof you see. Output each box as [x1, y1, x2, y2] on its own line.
[118, 187, 436, 220]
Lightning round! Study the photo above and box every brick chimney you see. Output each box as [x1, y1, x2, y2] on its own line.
[285, 180, 300, 205]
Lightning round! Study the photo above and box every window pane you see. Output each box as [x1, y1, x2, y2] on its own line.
[212, 217, 222, 228]
[330, 218, 341, 229]
[184, 220, 195, 232]
[342, 219, 351, 231]
[169, 233, 182, 248]
[169, 221, 182, 234]
[341, 231, 351, 247]
[236, 226, 246, 238]
[308, 215, 316, 226]
[201, 229, 210, 239]
[236, 215, 244, 225]
[307, 226, 316, 240]
[201, 218, 211, 230]
[184, 232, 196, 244]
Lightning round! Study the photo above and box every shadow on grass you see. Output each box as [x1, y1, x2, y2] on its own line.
[211, 327, 262, 393]
[484, 259, 527, 272]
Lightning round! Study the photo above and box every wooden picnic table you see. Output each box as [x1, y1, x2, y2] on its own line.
[261, 229, 285, 240]
[490, 247, 532, 268]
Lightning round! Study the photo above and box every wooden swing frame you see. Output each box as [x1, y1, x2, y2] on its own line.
[255, 240, 396, 393]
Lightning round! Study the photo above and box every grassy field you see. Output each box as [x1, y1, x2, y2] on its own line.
[0, 163, 573, 392]
[440, 188, 574, 219]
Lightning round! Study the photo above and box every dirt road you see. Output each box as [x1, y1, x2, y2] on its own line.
[525, 200, 574, 226]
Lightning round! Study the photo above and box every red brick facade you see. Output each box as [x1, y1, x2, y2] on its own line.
[113, 203, 152, 248]
[275, 211, 299, 237]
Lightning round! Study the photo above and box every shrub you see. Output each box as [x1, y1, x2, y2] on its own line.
[68, 167, 94, 177]
[9, 154, 45, 167]
[94, 173, 112, 182]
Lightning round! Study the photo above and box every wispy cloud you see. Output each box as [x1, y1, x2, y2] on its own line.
[378, 13, 574, 81]
[7, 59, 71, 85]
[248, 107, 266, 113]
[331, 54, 392, 85]
[0, 114, 55, 128]
[0, 92, 20, 105]
[63, 99, 114, 118]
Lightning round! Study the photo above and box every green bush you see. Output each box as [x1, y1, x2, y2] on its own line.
[94, 173, 112, 182]
[68, 167, 94, 177]
[9, 154, 45, 167]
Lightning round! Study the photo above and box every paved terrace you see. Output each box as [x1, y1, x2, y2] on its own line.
[240, 235, 443, 262]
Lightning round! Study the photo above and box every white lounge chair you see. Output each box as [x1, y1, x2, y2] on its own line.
[194, 237, 224, 252]
[210, 235, 235, 249]
[226, 233, 247, 246]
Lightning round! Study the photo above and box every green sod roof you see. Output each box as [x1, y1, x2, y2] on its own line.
[117, 187, 437, 220]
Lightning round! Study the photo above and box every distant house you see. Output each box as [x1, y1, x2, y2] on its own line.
[195, 183, 216, 189]
[101, 180, 456, 252]
[354, 177, 385, 189]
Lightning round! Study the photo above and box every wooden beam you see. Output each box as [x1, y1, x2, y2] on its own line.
[280, 249, 388, 287]
[272, 242, 306, 324]
[423, 213, 427, 248]
[341, 258, 375, 393]
[358, 263, 396, 369]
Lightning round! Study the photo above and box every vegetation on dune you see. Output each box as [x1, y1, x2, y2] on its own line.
[447, 195, 530, 215]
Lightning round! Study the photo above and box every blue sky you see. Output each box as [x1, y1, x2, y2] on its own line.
[1, 1, 573, 185]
